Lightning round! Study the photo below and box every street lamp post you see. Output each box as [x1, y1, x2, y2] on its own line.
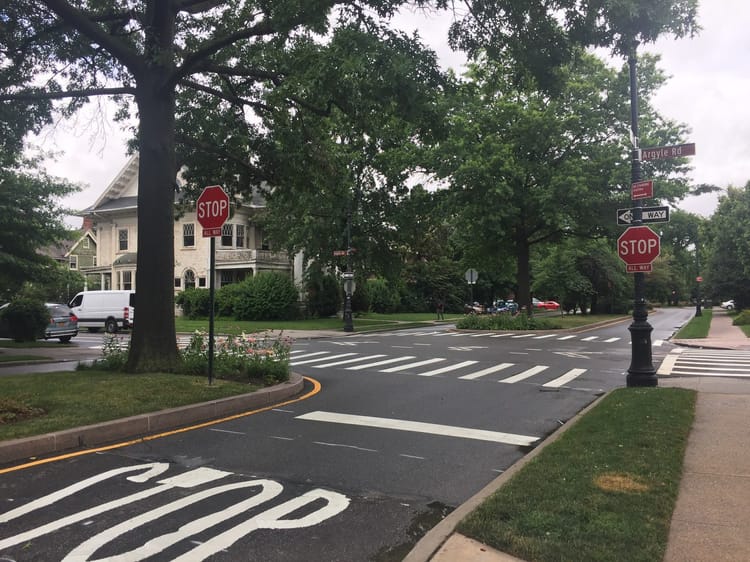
[695, 228, 702, 317]
[343, 272, 354, 332]
[626, 45, 658, 388]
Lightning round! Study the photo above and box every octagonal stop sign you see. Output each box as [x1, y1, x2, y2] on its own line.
[196, 185, 230, 237]
[618, 225, 660, 272]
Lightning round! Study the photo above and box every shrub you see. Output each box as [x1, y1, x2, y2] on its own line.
[306, 272, 340, 318]
[176, 288, 211, 319]
[350, 276, 370, 314]
[83, 334, 130, 371]
[216, 283, 243, 317]
[1, 298, 48, 342]
[367, 278, 400, 313]
[732, 310, 750, 326]
[180, 330, 291, 385]
[234, 273, 299, 321]
[456, 313, 561, 331]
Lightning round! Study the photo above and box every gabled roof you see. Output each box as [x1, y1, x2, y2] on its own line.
[65, 230, 97, 258]
[82, 153, 139, 213]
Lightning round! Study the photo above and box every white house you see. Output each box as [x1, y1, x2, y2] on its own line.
[79, 154, 302, 295]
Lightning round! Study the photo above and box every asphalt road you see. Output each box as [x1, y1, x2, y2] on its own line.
[0, 308, 693, 561]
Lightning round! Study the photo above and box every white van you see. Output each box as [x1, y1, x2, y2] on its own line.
[68, 290, 135, 333]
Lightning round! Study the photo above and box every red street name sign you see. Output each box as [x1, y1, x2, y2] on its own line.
[631, 179, 653, 200]
[641, 143, 696, 161]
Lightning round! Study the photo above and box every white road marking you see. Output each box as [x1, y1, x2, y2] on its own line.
[543, 368, 587, 388]
[581, 336, 598, 341]
[400, 454, 425, 460]
[489, 333, 512, 338]
[511, 333, 536, 339]
[313, 441, 378, 452]
[556, 335, 576, 340]
[311, 354, 386, 368]
[416, 360, 479, 377]
[208, 429, 245, 435]
[499, 365, 549, 384]
[345, 356, 416, 370]
[296, 411, 539, 446]
[290, 353, 356, 366]
[289, 351, 327, 358]
[657, 353, 679, 375]
[379, 358, 446, 373]
[459, 363, 515, 380]
[603, 337, 620, 343]
[653, 339, 664, 347]
[533, 334, 556, 340]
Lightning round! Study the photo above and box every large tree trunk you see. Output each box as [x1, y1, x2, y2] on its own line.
[516, 236, 532, 316]
[126, 61, 181, 371]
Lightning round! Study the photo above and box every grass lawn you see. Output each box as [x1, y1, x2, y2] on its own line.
[0, 353, 52, 363]
[174, 312, 622, 335]
[0, 340, 74, 348]
[674, 308, 712, 338]
[458, 388, 696, 562]
[0, 371, 255, 441]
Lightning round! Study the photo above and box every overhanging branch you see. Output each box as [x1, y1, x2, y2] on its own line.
[0, 86, 136, 102]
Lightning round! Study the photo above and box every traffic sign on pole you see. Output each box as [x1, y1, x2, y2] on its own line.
[617, 226, 660, 270]
[617, 205, 670, 225]
[640, 143, 695, 161]
[631, 179, 653, 200]
[196, 185, 230, 237]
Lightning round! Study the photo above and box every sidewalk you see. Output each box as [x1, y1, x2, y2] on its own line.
[414, 308, 750, 562]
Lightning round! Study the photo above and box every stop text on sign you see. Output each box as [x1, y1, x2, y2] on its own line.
[619, 237, 658, 256]
[197, 198, 228, 221]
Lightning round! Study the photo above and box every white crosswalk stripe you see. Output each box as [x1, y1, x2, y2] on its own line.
[291, 350, 588, 386]
[659, 349, 750, 378]
[499, 365, 549, 383]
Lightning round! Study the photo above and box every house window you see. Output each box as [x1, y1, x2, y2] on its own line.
[183, 223, 195, 247]
[122, 271, 133, 290]
[198, 277, 206, 288]
[118, 229, 129, 251]
[69, 255, 78, 270]
[221, 224, 233, 247]
[235, 224, 245, 248]
[93, 256, 97, 266]
[83, 238, 90, 249]
[184, 270, 196, 289]
[174, 277, 181, 288]
[220, 271, 234, 285]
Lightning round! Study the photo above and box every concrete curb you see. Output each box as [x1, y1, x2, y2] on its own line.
[403, 391, 611, 562]
[0, 373, 304, 466]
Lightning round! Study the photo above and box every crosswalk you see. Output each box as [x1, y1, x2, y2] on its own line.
[351, 330, 663, 346]
[658, 348, 750, 378]
[290, 350, 589, 387]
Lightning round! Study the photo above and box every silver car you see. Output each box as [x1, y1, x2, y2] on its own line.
[0, 302, 79, 343]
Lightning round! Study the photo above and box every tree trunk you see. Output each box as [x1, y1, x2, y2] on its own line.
[516, 236, 532, 316]
[126, 71, 181, 372]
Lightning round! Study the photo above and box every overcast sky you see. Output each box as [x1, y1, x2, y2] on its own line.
[34, 1, 747, 227]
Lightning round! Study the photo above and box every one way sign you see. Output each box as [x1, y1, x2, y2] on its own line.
[617, 205, 670, 225]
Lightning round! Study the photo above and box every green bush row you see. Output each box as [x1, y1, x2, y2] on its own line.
[456, 313, 562, 331]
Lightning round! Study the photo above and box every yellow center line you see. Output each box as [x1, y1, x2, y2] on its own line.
[0, 376, 321, 475]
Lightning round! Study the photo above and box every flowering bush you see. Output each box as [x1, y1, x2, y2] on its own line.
[181, 330, 292, 385]
[89, 333, 130, 371]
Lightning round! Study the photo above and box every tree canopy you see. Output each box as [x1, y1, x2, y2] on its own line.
[1, 0, 699, 370]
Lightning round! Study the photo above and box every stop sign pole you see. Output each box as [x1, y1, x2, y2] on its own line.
[196, 185, 230, 385]
[626, 49, 657, 387]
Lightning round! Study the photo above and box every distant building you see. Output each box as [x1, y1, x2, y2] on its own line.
[78, 154, 301, 296]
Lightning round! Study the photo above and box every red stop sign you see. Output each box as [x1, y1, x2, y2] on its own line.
[617, 226, 660, 267]
[196, 185, 229, 236]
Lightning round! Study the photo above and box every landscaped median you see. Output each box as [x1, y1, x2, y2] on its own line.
[419, 388, 696, 562]
[0, 370, 305, 467]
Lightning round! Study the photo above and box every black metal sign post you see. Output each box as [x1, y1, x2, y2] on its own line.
[208, 236, 215, 385]
[626, 46, 657, 387]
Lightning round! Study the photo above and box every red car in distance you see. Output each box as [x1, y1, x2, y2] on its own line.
[532, 298, 560, 311]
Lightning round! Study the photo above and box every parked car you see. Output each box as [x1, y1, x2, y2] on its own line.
[721, 299, 735, 310]
[68, 290, 135, 333]
[532, 298, 560, 311]
[0, 302, 79, 343]
[494, 300, 519, 314]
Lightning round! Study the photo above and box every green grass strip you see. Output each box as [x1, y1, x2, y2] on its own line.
[458, 388, 696, 562]
[674, 309, 712, 339]
[0, 371, 254, 442]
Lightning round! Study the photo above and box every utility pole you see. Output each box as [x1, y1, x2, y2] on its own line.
[626, 44, 658, 387]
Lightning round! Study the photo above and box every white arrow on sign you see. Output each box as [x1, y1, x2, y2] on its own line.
[617, 205, 670, 226]
[618, 209, 634, 224]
